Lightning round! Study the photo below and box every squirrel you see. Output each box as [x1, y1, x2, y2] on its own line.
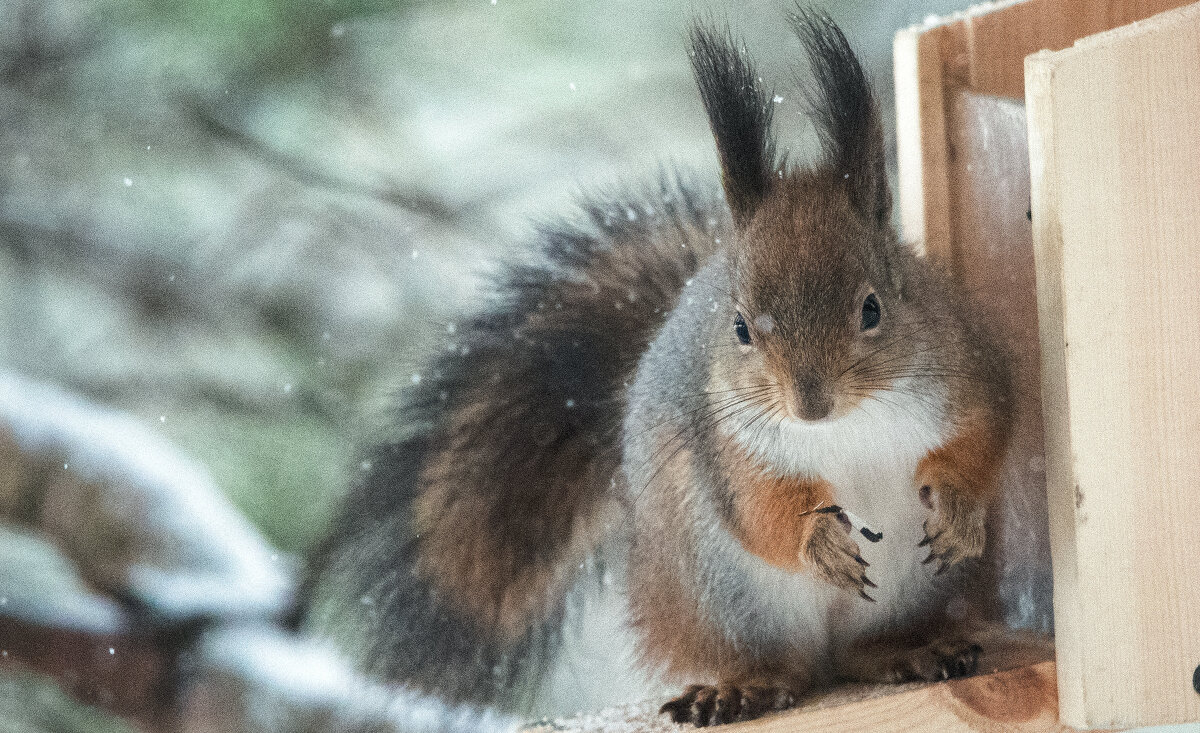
[297, 6, 1014, 728]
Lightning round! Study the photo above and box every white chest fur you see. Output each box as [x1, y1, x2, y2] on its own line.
[701, 379, 952, 679]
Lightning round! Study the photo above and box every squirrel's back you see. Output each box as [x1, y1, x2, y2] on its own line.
[299, 169, 726, 710]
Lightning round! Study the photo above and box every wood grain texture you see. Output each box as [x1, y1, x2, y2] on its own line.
[725, 662, 1070, 733]
[1026, 2, 1200, 727]
[527, 661, 1083, 733]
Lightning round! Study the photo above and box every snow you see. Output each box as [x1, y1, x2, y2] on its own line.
[0, 371, 293, 622]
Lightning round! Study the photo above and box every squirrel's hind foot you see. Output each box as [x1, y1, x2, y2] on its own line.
[842, 637, 983, 684]
[659, 682, 796, 727]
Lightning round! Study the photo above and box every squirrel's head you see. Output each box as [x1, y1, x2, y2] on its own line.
[691, 8, 921, 423]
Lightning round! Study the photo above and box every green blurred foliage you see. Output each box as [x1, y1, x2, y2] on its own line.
[98, 0, 410, 79]
[0, 670, 134, 733]
[164, 408, 350, 552]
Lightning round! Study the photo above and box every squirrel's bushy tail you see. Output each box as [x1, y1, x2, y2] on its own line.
[298, 169, 722, 710]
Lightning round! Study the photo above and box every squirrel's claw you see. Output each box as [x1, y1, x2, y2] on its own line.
[916, 482, 988, 573]
[660, 683, 797, 726]
[806, 510, 881, 600]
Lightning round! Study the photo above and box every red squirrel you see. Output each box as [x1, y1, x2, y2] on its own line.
[298, 7, 1014, 727]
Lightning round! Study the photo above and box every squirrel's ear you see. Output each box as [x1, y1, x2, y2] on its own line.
[689, 22, 777, 229]
[789, 8, 891, 229]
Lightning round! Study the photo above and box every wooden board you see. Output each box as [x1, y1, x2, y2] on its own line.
[894, 0, 1192, 258]
[528, 661, 1085, 733]
[1026, 2, 1200, 728]
[725, 663, 1073, 733]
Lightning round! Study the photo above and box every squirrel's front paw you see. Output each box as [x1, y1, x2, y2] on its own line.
[803, 509, 875, 601]
[917, 483, 986, 573]
[659, 682, 796, 726]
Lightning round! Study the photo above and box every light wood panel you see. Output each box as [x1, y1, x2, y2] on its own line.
[1026, 2, 1200, 727]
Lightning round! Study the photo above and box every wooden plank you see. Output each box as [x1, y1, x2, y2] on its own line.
[894, 24, 952, 259]
[727, 662, 1073, 733]
[1026, 2, 1200, 727]
[527, 661, 1086, 733]
[954, 0, 1192, 100]
[894, 0, 1190, 253]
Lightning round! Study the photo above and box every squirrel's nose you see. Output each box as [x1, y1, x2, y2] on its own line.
[790, 376, 833, 422]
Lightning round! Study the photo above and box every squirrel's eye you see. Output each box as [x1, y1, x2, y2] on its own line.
[861, 293, 881, 331]
[734, 312, 752, 345]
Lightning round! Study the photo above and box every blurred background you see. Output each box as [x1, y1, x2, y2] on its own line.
[0, 0, 984, 728]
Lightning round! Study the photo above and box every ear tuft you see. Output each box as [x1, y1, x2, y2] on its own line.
[788, 7, 891, 228]
[689, 22, 777, 228]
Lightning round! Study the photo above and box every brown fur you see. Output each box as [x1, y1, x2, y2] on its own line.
[620, 12, 1017, 726]
[627, 448, 812, 691]
[299, 171, 722, 709]
[915, 383, 1014, 571]
[917, 412, 1010, 501]
[721, 443, 833, 570]
[301, 10, 1017, 725]
[407, 213, 718, 641]
[414, 448, 614, 642]
[412, 393, 617, 641]
[837, 628, 982, 683]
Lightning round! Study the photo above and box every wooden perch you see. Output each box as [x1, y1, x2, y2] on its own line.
[527, 661, 1082, 733]
[527, 633, 1059, 732]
